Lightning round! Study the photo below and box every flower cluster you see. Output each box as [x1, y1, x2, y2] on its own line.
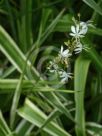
[47, 17, 91, 84]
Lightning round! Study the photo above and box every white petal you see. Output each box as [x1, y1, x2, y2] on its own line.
[79, 34, 85, 38]
[74, 48, 82, 54]
[61, 46, 63, 53]
[63, 50, 69, 56]
[80, 22, 87, 28]
[76, 44, 82, 48]
[68, 53, 72, 57]
[80, 22, 88, 34]
[75, 51, 81, 54]
[75, 48, 81, 51]
[69, 33, 76, 37]
[80, 22, 86, 26]
[68, 74, 72, 78]
[49, 69, 54, 73]
[71, 26, 76, 33]
[61, 77, 68, 83]
[76, 24, 80, 33]
[79, 28, 87, 35]
[59, 71, 63, 75]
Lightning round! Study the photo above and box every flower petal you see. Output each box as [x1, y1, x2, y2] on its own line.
[80, 22, 88, 34]
[79, 28, 87, 35]
[71, 26, 76, 33]
[63, 49, 69, 56]
[69, 33, 76, 37]
[74, 50, 81, 54]
[61, 77, 67, 83]
[76, 24, 80, 33]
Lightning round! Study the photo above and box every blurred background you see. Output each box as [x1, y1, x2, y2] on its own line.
[0, 0, 102, 136]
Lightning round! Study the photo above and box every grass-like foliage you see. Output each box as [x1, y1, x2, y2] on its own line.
[0, 0, 102, 136]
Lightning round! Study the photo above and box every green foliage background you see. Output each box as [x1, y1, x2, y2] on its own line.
[0, 0, 102, 136]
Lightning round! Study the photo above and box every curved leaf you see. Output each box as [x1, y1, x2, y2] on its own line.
[74, 56, 91, 136]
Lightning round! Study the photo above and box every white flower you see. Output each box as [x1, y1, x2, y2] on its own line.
[70, 22, 88, 38]
[79, 22, 88, 35]
[47, 61, 58, 73]
[59, 70, 72, 83]
[74, 42, 83, 54]
[59, 46, 71, 59]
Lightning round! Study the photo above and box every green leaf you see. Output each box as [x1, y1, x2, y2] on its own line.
[82, 38, 102, 72]
[40, 8, 65, 44]
[2, 66, 16, 78]
[89, 27, 102, 37]
[0, 79, 76, 94]
[0, 111, 13, 136]
[86, 122, 102, 135]
[82, 0, 102, 16]
[0, 26, 40, 80]
[74, 56, 91, 136]
[30, 8, 65, 64]
[42, 92, 75, 122]
[35, 109, 59, 135]
[10, 74, 23, 129]
[19, 0, 33, 52]
[5, 0, 17, 41]
[54, 14, 73, 32]
[18, 98, 71, 136]
[0, 79, 33, 91]
[15, 119, 34, 136]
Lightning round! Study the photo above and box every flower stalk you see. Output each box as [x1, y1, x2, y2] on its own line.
[47, 17, 92, 84]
